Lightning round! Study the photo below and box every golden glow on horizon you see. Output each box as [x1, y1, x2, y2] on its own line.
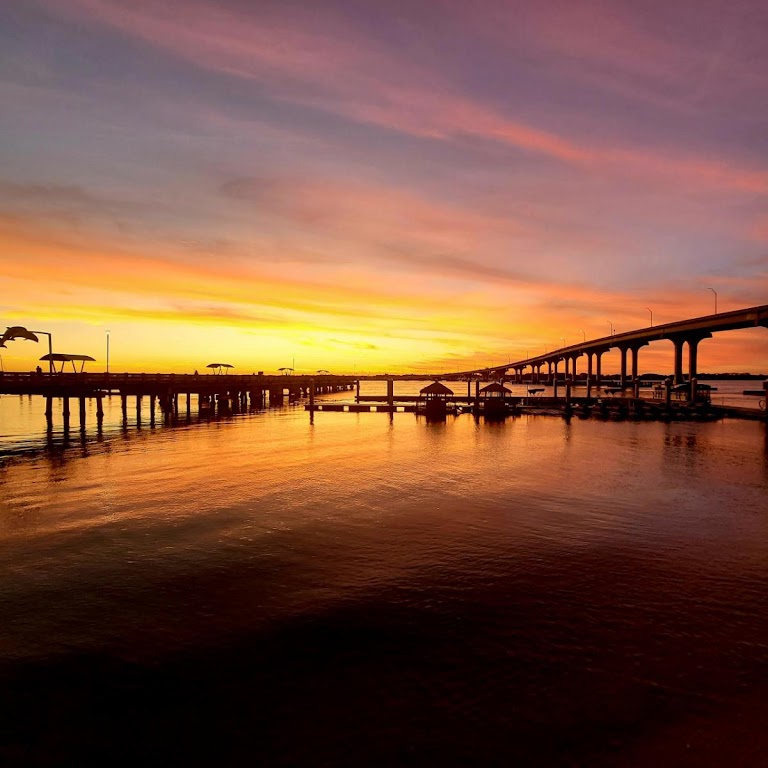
[1, 185, 766, 375]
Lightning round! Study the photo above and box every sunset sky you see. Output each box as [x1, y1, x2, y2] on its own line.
[1, 0, 767, 374]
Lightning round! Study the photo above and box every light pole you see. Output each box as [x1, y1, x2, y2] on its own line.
[579, 329, 585, 343]
[106, 329, 110, 373]
[2, 326, 53, 373]
[37, 332, 53, 373]
[646, 307, 653, 327]
[560, 337, 565, 348]
[607, 321, 614, 337]
[708, 287, 718, 314]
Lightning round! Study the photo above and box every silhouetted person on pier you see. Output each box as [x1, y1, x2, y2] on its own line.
[35, 365, 42, 375]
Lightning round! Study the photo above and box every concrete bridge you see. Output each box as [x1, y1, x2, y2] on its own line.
[455, 304, 768, 394]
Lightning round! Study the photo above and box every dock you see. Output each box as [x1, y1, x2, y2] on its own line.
[0, 372, 356, 431]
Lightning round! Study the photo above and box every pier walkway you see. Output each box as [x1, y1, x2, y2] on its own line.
[0, 372, 355, 430]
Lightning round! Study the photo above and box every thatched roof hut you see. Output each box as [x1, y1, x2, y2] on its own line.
[419, 381, 454, 398]
[479, 382, 512, 398]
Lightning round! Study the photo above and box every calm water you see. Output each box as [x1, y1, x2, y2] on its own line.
[1, 388, 768, 765]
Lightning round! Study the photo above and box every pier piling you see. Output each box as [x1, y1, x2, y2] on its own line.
[45, 396, 53, 429]
[62, 396, 70, 431]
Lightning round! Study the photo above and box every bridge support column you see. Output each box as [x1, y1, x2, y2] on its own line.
[150, 395, 156, 426]
[688, 337, 708, 382]
[586, 353, 593, 398]
[79, 397, 86, 429]
[627, 342, 648, 386]
[387, 379, 394, 410]
[121, 394, 128, 425]
[96, 393, 104, 429]
[572, 355, 578, 381]
[309, 378, 315, 411]
[686, 334, 711, 396]
[670, 333, 710, 387]
[136, 395, 142, 426]
[547, 361, 552, 385]
[186, 393, 191, 416]
[356, 380, 360, 403]
[673, 340, 684, 385]
[553, 360, 559, 399]
[619, 347, 628, 389]
[595, 351, 603, 389]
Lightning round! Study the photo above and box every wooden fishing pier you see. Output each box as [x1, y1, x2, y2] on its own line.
[0, 372, 356, 430]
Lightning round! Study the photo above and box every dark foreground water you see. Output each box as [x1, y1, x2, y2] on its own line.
[1, 395, 768, 766]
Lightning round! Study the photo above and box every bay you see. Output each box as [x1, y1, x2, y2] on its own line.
[1, 388, 767, 765]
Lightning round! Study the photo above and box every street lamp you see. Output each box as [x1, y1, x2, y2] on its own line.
[708, 287, 718, 314]
[579, 329, 585, 343]
[646, 307, 653, 327]
[607, 321, 614, 337]
[106, 329, 110, 373]
[560, 337, 565, 348]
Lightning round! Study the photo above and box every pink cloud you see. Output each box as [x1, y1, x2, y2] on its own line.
[750, 215, 768, 243]
[52, 0, 768, 198]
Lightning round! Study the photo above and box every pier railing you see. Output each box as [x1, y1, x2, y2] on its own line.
[0, 371, 356, 394]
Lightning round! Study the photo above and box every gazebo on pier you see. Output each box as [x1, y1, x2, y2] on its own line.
[419, 381, 454, 418]
[40, 353, 96, 374]
[479, 381, 514, 418]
